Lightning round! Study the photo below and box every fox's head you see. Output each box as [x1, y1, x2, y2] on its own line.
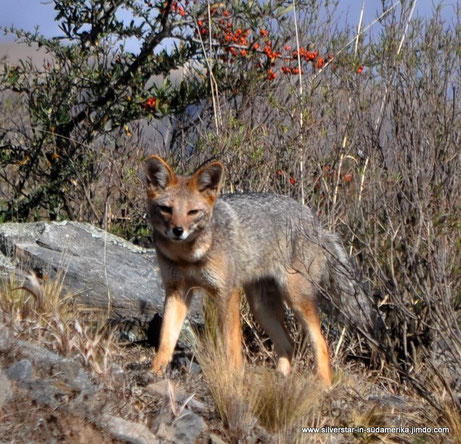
[144, 155, 224, 242]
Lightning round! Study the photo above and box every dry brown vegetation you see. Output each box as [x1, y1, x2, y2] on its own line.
[1, 275, 459, 442]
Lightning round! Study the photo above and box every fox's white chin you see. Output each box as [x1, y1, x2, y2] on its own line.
[166, 230, 190, 241]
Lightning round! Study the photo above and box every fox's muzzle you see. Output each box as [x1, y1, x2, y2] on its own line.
[168, 226, 189, 241]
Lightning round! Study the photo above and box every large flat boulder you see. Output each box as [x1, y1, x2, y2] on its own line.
[0, 221, 202, 322]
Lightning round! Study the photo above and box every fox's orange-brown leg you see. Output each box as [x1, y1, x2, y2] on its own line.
[219, 289, 243, 371]
[245, 282, 294, 376]
[285, 274, 332, 386]
[300, 299, 331, 385]
[152, 288, 189, 374]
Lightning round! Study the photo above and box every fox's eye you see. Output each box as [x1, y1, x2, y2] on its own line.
[158, 205, 172, 214]
[188, 209, 200, 216]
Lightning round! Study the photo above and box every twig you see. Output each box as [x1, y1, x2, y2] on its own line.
[293, 0, 305, 204]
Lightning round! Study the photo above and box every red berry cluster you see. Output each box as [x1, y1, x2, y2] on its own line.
[143, 2, 365, 97]
[194, 8, 342, 82]
[313, 164, 354, 192]
[142, 97, 157, 111]
[157, 1, 187, 17]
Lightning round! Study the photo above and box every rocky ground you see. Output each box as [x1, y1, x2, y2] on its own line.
[0, 222, 457, 443]
[2, 313, 453, 444]
[0, 321, 211, 444]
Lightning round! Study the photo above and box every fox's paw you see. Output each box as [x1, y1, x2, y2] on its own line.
[317, 369, 332, 388]
[276, 357, 292, 377]
[151, 354, 170, 375]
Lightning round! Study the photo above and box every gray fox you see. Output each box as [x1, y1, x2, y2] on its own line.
[144, 155, 380, 385]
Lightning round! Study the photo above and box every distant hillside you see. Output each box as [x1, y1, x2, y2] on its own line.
[0, 41, 52, 66]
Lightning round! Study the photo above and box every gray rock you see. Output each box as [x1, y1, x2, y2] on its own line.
[61, 364, 95, 395]
[7, 359, 34, 382]
[101, 414, 159, 444]
[178, 319, 200, 350]
[0, 221, 203, 322]
[172, 411, 207, 443]
[0, 250, 15, 275]
[148, 380, 207, 412]
[157, 410, 207, 444]
[16, 341, 96, 396]
[0, 368, 13, 409]
[24, 379, 63, 408]
[0, 323, 14, 352]
[18, 340, 64, 368]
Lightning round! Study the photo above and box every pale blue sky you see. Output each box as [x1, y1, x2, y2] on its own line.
[0, 0, 456, 52]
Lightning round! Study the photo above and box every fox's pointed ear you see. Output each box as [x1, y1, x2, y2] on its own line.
[191, 161, 224, 194]
[145, 155, 178, 190]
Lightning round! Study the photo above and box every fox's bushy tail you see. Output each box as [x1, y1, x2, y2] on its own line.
[321, 232, 385, 346]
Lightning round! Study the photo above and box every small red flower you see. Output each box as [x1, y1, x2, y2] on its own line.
[357, 65, 364, 74]
[317, 57, 325, 69]
[344, 173, 353, 183]
[260, 29, 268, 37]
[289, 177, 296, 186]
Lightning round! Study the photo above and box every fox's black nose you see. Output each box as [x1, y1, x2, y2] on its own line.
[172, 226, 184, 237]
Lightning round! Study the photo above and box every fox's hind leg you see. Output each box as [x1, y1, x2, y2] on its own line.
[284, 273, 332, 386]
[244, 280, 294, 376]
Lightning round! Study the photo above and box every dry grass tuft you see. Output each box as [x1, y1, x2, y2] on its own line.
[194, 297, 255, 437]
[443, 403, 461, 443]
[249, 368, 323, 434]
[194, 296, 328, 441]
[1, 270, 68, 319]
[0, 270, 118, 378]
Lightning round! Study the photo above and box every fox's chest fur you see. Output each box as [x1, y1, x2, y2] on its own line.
[155, 239, 231, 295]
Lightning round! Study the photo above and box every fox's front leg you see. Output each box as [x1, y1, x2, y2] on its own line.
[219, 289, 243, 371]
[152, 287, 190, 374]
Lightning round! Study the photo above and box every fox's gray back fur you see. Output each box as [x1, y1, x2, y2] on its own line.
[216, 193, 382, 341]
